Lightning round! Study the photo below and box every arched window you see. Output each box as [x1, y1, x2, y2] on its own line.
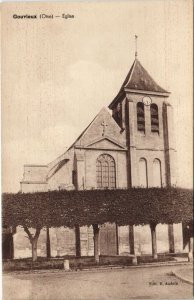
[96, 154, 116, 188]
[150, 104, 159, 133]
[137, 102, 145, 132]
[153, 159, 162, 187]
[139, 158, 148, 187]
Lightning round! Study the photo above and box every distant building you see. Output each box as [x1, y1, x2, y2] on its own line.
[4, 56, 186, 259]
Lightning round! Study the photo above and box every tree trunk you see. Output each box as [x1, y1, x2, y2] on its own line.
[10, 234, 14, 259]
[168, 224, 175, 253]
[150, 223, 158, 259]
[32, 238, 38, 262]
[92, 224, 100, 264]
[23, 226, 41, 262]
[46, 227, 51, 258]
[75, 225, 81, 257]
[129, 225, 135, 254]
[188, 236, 193, 262]
[116, 223, 119, 255]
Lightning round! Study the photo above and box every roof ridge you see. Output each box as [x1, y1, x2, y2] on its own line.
[123, 59, 137, 90]
[119, 59, 136, 92]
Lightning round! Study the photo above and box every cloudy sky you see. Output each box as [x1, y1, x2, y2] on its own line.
[2, 0, 193, 192]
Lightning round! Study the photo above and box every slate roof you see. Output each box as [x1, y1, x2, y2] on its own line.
[109, 59, 169, 109]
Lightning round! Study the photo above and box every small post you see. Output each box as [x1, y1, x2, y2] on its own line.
[64, 259, 70, 271]
[132, 255, 137, 265]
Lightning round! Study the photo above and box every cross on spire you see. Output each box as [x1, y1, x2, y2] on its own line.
[101, 120, 108, 136]
[135, 35, 138, 59]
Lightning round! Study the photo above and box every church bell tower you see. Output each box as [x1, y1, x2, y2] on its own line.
[108, 49, 177, 253]
[109, 57, 176, 189]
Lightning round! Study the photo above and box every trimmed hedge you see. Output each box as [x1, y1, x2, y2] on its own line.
[2, 188, 193, 228]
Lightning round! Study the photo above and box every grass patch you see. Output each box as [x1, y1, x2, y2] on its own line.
[3, 254, 177, 272]
[137, 255, 176, 264]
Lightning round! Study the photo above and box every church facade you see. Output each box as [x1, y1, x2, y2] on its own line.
[10, 58, 186, 259]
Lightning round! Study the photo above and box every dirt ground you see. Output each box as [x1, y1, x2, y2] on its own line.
[3, 265, 193, 300]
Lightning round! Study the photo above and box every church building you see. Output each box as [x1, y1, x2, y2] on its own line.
[8, 56, 185, 259]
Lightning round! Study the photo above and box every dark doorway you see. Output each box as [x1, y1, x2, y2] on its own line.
[100, 223, 118, 255]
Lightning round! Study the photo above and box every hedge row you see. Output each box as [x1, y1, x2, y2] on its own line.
[2, 187, 193, 228]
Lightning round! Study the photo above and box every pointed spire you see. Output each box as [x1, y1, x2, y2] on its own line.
[135, 35, 138, 59]
[109, 58, 170, 109]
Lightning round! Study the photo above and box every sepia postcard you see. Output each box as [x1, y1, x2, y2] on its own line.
[1, 0, 193, 299]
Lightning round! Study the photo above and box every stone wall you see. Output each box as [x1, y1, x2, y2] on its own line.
[13, 223, 185, 259]
[14, 227, 46, 258]
[20, 183, 48, 193]
[50, 227, 76, 257]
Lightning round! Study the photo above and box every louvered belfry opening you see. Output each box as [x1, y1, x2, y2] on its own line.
[137, 102, 145, 133]
[150, 104, 159, 133]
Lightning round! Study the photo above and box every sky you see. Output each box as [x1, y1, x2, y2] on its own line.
[2, 0, 193, 193]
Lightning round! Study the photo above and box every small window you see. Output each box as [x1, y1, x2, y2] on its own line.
[137, 102, 145, 133]
[153, 159, 162, 187]
[139, 158, 148, 187]
[150, 104, 159, 133]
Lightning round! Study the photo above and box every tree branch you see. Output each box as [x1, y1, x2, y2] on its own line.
[23, 225, 41, 242]
[23, 225, 33, 242]
[34, 227, 41, 240]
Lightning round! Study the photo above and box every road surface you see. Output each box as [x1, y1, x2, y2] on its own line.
[3, 265, 193, 300]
